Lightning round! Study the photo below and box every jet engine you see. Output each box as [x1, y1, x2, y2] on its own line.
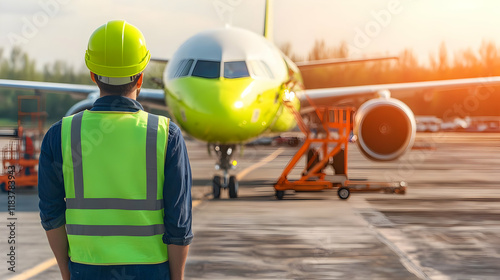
[354, 96, 416, 161]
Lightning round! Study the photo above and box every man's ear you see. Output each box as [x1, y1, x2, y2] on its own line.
[136, 73, 144, 89]
[90, 72, 96, 84]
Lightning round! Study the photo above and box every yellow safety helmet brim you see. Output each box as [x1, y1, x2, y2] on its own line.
[85, 20, 151, 78]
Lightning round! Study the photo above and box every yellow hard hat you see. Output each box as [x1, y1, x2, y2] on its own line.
[85, 20, 150, 79]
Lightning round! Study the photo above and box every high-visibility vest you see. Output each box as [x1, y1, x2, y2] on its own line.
[61, 110, 170, 265]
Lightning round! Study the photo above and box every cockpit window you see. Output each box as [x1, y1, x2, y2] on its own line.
[224, 61, 250, 79]
[192, 60, 220, 79]
[248, 60, 274, 79]
[179, 59, 194, 78]
[172, 59, 194, 78]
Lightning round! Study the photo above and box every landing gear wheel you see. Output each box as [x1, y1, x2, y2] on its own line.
[228, 176, 238, 199]
[213, 175, 221, 199]
[337, 187, 350, 200]
[275, 190, 284, 200]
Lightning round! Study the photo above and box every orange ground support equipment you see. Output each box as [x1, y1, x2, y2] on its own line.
[274, 100, 407, 200]
[0, 95, 45, 192]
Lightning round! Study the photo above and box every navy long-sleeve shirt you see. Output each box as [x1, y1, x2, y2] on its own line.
[38, 95, 193, 247]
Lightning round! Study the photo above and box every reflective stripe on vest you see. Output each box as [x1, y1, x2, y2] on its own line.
[61, 110, 169, 265]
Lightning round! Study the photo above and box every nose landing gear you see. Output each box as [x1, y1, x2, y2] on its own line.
[212, 144, 239, 199]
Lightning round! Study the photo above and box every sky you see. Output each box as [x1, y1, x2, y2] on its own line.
[1, 0, 500, 71]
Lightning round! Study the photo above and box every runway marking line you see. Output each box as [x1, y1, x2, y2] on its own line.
[369, 226, 431, 280]
[15, 148, 283, 279]
[7, 257, 57, 280]
[192, 199, 201, 208]
[236, 147, 285, 181]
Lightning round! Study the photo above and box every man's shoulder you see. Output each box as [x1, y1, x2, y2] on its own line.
[168, 121, 181, 134]
[167, 121, 183, 143]
[40, 119, 63, 154]
[145, 112, 182, 140]
[144, 112, 179, 131]
[45, 119, 63, 137]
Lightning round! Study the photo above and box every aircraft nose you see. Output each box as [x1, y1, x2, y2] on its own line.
[168, 77, 265, 143]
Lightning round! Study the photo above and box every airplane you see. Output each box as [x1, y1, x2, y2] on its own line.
[2, 0, 500, 199]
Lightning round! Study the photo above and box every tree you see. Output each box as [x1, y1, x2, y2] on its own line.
[0, 47, 91, 123]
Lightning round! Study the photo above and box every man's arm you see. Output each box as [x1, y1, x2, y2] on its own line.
[38, 122, 69, 278]
[163, 123, 193, 280]
[46, 226, 70, 280]
[168, 244, 189, 280]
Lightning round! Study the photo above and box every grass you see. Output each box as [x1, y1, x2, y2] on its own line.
[0, 118, 17, 127]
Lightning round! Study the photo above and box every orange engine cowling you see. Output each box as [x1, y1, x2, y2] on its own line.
[354, 98, 416, 161]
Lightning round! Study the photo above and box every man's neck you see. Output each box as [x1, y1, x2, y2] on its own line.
[100, 91, 137, 100]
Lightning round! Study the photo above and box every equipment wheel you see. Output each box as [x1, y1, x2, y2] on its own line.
[275, 190, 285, 200]
[228, 176, 238, 199]
[395, 187, 406, 194]
[337, 187, 350, 200]
[213, 175, 221, 199]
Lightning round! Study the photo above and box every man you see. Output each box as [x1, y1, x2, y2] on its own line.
[38, 20, 192, 280]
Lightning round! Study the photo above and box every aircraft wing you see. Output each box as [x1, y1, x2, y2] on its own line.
[0, 79, 166, 109]
[0, 79, 97, 94]
[302, 76, 500, 108]
[296, 56, 398, 70]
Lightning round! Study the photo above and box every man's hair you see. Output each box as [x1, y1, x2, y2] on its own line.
[94, 73, 141, 96]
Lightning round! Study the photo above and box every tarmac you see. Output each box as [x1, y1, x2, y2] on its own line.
[1, 132, 500, 279]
